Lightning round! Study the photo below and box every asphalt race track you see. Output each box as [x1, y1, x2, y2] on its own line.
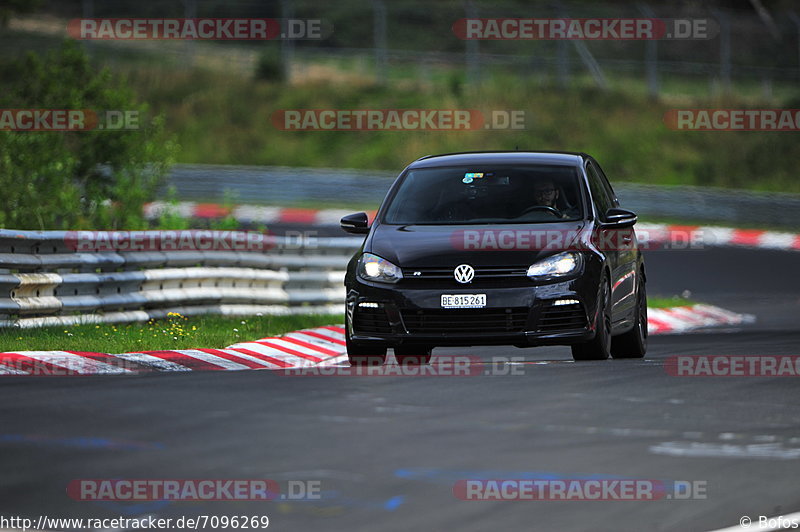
[1, 247, 799, 532]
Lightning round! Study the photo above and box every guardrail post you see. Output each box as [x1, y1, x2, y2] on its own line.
[182, 0, 196, 68]
[281, 0, 295, 82]
[373, 0, 388, 84]
[81, 0, 94, 57]
[714, 9, 732, 94]
[464, 0, 480, 86]
[790, 12, 800, 77]
[639, 3, 659, 98]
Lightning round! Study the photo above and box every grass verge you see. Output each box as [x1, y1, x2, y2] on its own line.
[648, 297, 696, 309]
[0, 313, 343, 354]
[1, 299, 695, 353]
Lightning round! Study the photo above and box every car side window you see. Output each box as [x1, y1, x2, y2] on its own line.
[586, 163, 613, 220]
[592, 161, 619, 207]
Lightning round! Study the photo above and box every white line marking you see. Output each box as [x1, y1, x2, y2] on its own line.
[650, 441, 800, 460]
[303, 327, 346, 341]
[759, 232, 798, 249]
[114, 353, 193, 372]
[285, 332, 345, 350]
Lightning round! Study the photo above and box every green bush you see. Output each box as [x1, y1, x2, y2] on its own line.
[0, 41, 177, 230]
[254, 48, 285, 83]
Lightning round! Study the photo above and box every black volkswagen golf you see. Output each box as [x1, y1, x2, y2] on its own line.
[340, 151, 647, 365]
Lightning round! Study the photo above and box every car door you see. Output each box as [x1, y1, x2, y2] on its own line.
[588, 160, 638, 323]
[585, 160, 632, 323]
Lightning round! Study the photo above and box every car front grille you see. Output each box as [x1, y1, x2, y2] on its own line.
[401, 266, 529, 287]
[353, 307, 392, 334]
[401, 307, 529, 334]
[537, 302, 588, 332]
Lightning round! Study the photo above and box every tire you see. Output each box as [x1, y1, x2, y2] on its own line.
[611, 277, 647, 359]
[571, 274, 612, 361]
[393, 345, 433, 365]
[346, 313, 387, 366]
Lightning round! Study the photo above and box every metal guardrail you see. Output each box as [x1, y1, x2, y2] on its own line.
[164, 164, 396, 206]
[611, 183, 800, 229]
[164, 164, 800, 229]
[0, 230, 363, 328]
[2, 221, 796, 329]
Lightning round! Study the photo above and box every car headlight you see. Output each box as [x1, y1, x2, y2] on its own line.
[527, 252, 583, 280]
[357, 253, 403, 283]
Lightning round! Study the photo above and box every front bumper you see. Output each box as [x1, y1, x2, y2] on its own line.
[346, 277, 599, 347]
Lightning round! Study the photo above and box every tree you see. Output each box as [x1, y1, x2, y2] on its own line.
[0, 41, 177, 230]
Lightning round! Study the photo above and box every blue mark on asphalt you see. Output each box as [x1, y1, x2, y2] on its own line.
[383, 495, 405, 511]
[282, 490, 406, 511]
[0, 434, 164, 450]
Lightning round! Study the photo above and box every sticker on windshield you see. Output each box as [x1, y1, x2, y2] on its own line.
[463, 172, 484, 184]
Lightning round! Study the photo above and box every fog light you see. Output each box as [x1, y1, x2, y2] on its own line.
[358, 302, 380, 308]
[553, 299, 580, 306]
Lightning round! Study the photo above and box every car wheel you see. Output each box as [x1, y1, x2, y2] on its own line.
[393, 345, 433, 365]
[571, 275, 611, 361]
[611, 277, 647, 359]
[346, 313, 387, 366]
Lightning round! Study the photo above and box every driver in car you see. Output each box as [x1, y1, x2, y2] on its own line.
[530, 179, 579, 219]
[533, 180, 559, 208]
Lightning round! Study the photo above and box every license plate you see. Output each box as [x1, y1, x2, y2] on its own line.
[440, 294, 487, 309]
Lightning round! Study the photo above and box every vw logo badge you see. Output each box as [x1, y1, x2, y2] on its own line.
[454, 264, 475, 284]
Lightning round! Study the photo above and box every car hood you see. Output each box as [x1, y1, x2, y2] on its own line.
[368, 222, 586, 268]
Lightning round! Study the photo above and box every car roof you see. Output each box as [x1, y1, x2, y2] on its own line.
[407, 151, 588, 169]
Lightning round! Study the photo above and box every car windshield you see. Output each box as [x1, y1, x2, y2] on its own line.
[382, 165, 584, 224]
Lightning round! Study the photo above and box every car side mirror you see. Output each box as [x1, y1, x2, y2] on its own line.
[601, 208, 637, 228]
[340, 212, 370, 234]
